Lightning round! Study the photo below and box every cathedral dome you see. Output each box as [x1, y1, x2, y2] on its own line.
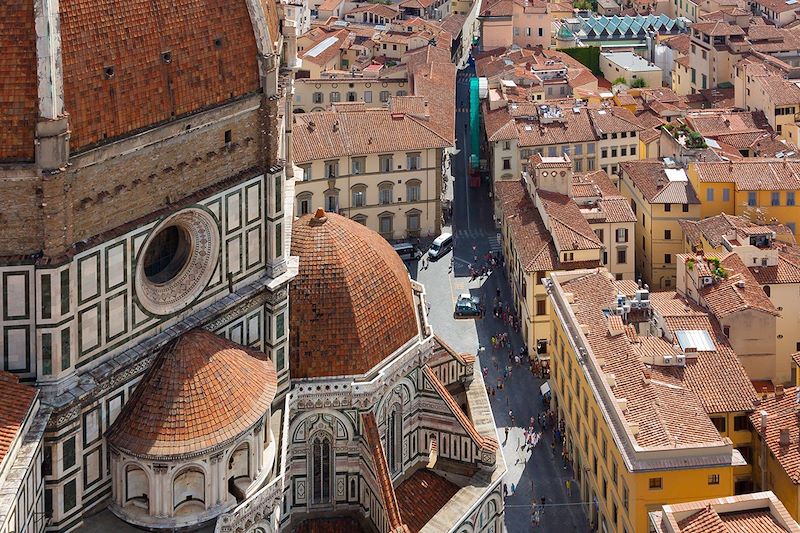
[290, 209, 420, 378]
[106, 329, 277, 458]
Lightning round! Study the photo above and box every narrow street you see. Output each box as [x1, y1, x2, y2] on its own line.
[415, 65, 590, 532]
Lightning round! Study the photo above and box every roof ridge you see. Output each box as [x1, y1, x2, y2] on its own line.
[361, 412, 407, 531]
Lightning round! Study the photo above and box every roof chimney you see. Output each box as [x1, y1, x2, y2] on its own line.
[776, 384, 785, 399]
[780, 428, 791, 447]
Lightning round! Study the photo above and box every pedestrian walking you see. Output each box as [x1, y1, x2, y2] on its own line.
[566, 479, 572, 496]
[504, 427, 509, 441]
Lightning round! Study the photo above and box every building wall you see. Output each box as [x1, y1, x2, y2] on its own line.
[672, 60, 692, 96]
[592, 221, 636, 280]
[294, 148, 442, 240]
[550, 313, 736, 533]
[0, 411, 45, 533]
[752, 430, 800, 521]
[598, 132, 640, 178]
[599, 57, 662, 89]
[512, 5, 551, 49]
[720, 309, 778, 383]
[767, 283, 800, 386]
[619, 172, 700, 289]
[293, 78, 410, 112]
[480, 18, 514, 51]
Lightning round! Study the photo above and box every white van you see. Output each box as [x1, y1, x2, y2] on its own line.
[428, 233, 453, 260]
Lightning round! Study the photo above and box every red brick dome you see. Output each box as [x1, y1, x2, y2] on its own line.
[290, 209, 419, 378]
[106, 329, 277, 458]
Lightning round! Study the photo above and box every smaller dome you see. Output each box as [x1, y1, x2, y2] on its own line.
[290, 209, 419, 378]
[106, 330, 277, 458]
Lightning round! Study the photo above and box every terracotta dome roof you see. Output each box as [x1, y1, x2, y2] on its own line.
[290, 209, 419, 378]
[106, 329, 276, 458]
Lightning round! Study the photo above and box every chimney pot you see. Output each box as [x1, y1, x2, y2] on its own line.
[777, 384, 785, 398]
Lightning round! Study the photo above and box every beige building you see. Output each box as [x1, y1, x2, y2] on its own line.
[292, 105, 451, 240]
[589, 106, 644, 178]
[753, 0, 800, 27]
[600, 51, 663, 89]
[619, 160, 702, 289]
[478, 0, 552, 51]
[676, 252, 780, 384]
[734, 56, 800, 141]
[688, 20, 745, 93]
[680, 213, 800, 386]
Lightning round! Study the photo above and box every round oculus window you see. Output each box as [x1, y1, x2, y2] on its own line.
[136, 209, 220, 316]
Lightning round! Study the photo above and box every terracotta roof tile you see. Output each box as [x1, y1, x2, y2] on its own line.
[395, 469, 460, 533]
[649, 292, 758, 414]
[59, 0, 263, 151]
[290, 211, 419, 378]
[621, 160, 700, 204]
[693, 160, 800, 191]
[292, 107, 449, 163]
[562, 272, 727, 446]
[0, 0, 37, 161]
[105, 329, 277, 458]
[696, 253, 780, 318]
[752, 253, 800, 284]
[537, 190, 603, 251]
[0, 372, 37, 467]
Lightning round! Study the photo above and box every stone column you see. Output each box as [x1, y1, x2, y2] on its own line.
[153, 463, 169, 517]
[211, 453, 225, 506]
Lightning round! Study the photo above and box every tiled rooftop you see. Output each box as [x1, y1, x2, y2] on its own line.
[559, 271, 729, 448]
[59, 0, 265, 151]
[289, 210, 419, 378]
[0, 372, 36, 467]
[693, 160, 800, 190]
[395, 470, 460, 533]
[362, 412, 405, 531]
[105, 329, 277, 458]
[621, 160, 700, 204]
[537, 190, 603, 252]
[695, 253, 780, 318]
[750, 387, 800, 483]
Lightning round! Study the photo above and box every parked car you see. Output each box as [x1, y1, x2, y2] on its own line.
[392, 242, 422, 261]
[428, 233, 453, 260]
[454, 293, 481, 317]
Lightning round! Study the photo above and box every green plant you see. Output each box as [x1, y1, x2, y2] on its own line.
[631, 78, 647, 88]
[686, 258, 695, 270]
[612, 76, 627, 85]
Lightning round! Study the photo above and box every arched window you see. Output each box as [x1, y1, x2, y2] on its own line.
[310, 435, 332, 504]
[406, 180, 421, 202]
[406, 209, 421, 236]
[297, 192, 313, 216]
[173, 468, 205, 514]
[125, 465, 149, 510]
[378, 182, 394, 205]
[386, 404, 403, 472]
[228, 443, 251, 502]
[351, 184, 367, 208]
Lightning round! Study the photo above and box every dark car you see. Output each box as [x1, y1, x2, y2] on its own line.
[454, 293, 481, 317]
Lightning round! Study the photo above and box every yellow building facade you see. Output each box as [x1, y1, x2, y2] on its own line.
[689, 160, 800, 235]
[619, 161, 701, 289]
[548, 269, 755, 533]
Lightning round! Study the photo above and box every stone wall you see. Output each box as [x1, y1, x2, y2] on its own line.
[0, 173, 43, 257]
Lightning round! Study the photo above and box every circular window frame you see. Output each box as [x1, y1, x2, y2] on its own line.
[135, 208, 220, 316]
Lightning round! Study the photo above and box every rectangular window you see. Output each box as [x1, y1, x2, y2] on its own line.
[379, 187, 392, 205]
[63, 437, 76, 471]
[41, 274, 51, 320]
[379, 155, 393, 172]
[748, 191, 757, 206]
[275, 223, 283, 257]
[664, 203, 671, 212]
[611, 148, 618, 158]
[503, 158, 511, 170]
[587, 143, 595, 154]
[380, 91, 390, 102]
[503, 140, 511, 150]
[61, 328, 71, 371]
[276, 313, 285, 340]
[615, 228, 628, 243]
[352, 189, 365, 207]
[64, 479, 76, 512]
[300, 164, 312, 181]
[379, 216, 393, 235]
[275, 175, 282, 213]
[330, 91, 340, 102]
[60, 270, 70, 315]
[352, 157, 365, 175]
[548, 146, 557, 157]
[723, 188, 730, 201]
[649, 477, 662, 490]
[346, 91, 357, 102]
[276, 347, 285, 370]
[734, 415, 749, 431]
[601, 149, 608, 158]
[596, 229, 604, 242]
[325, 160, 338, 178]
[664, 254, 672, 264]
[617, 249, 627, 264]
[574, 144, 583, 156]
[364, 91, 372, 103]
[539, 27, 544, 36]
[664, 229, 671, 240]
[702, 74, 707, 89]
[42, 333, 52, 375]
[691, 68, 696, 84]
[711, 416, 726, 432]
[772, 191, 781, 206]
[537, 299, 546, 316]
[407, 213, 420, 231]
[788, 192, 796, 206]
[707, 188, 714, 201]
[313, 92, 323, 104]
[575, 159, 583, 171]
[621, 147, 627, 157]
[623, 483, 629, 510]
[588, 158, 595, 171]
[708, 474, 720, 485]
[406, 152, 421, 170]
[682, 203, 689, 212]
